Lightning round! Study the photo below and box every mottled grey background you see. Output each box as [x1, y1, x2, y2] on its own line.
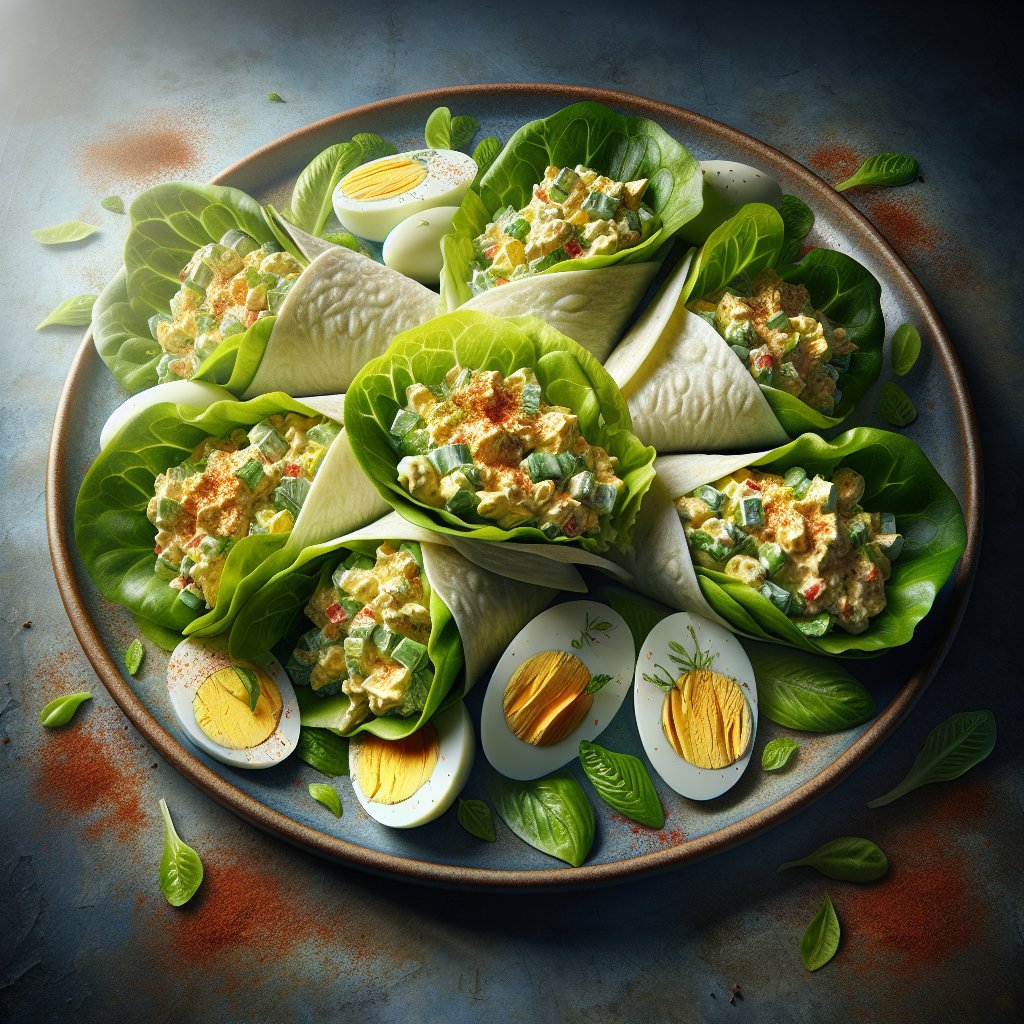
[2, 1, 1021, 1022]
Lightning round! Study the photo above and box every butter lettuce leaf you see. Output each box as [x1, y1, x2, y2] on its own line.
[343, 311, 657, 553]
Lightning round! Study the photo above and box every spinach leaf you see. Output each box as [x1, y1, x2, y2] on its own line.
[100, 195, 125, 214]
[296, 727, 348, 777]
[470, 136, 502, 189]
[457, 798, 496, 842]
[36, 293, 96, 330]
[891, 323, 921, 376]
[32, 220, 97, 244]
[124, 638, 144, 676]
[879, 381, 917, 426]
[158, 798, 204, 906]
[424, 106, 479, 152]
[780, 836, 889, 881]
[490, 769, 595, 867]
[748, 647, 874, 729]
[307, 783, 342, 818]
[867, 710, 996, 808]
[761, 736, 800, 771]
[39, 692, 92, 728]
[289, 133, 396, 235]
[579, 740, 664, 828]
[778, 194, 814, 264]
[800, 893, 840, 971]
[836, 153, 919, 192]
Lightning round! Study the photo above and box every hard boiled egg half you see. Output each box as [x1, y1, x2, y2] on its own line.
[382, 205, 460, 285]
[348, 703, 474, 828]
[634, 612, 758, 800]
[481, 601, 635, 781]
[100, 380, 235, 448]
[167, 636, 300, 769]
[332, 149, 476, 242]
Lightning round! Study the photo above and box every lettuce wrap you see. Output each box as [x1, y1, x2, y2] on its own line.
[343, 310, 657, 554]
[612, 429, 966, 656]
[75, 392, 389, 639]
[604, 204, 884, 452]
[228, 512, 570, 738]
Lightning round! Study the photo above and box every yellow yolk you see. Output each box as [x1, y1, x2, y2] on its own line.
[502, 650, 593, 747]
[660, 668, 752, 769]
[192, 666, 283, 749]
[340, 157, 429, 201]
[354, 725, 440, 804]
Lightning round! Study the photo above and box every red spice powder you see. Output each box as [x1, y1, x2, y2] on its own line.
[863, 197, 938, 258]
[809, 145, 860, 183]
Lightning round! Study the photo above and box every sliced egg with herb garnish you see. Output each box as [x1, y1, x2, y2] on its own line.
[100, 380, 235, 448]
[680, 160, 783, 243]
[348, 703, 473, 828]
[332, 149, 476, 242]
[481, 601, 634, 781]
[634, 612, 758, 800]
[166, 636, 300, 769]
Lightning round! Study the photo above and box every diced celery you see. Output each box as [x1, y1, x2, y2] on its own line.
[759, 580, 795, 614]
[783, 334, 802, 355]
[695, 485, 725, 511]
[194, 334, 218, 362]
[522, 452, 561, 481]
[221, 315, 245, 338]
[234, 460, 264, 490]
[219, 229, 259, 256]
[848, 518, 871, 548]
[689, 530, 730, 562]
[155, 497, 180, 527]
[392, 637, 427, 670]
[389, 409, 422, 447]
[428, 443, 473, 475]
[348, 622, 375, 640]
[343, 636, 366, 661]
[248, 420, 289, 461]
[522, 382, 542, 415]
[795, 612, 834, 637]
[148, 313, 172, 341]
[548, 184, 569, 203]
[451, 368, 473, 389]
[273, 477, 309, 516]
[588, 483, 617, 515]
[199, 535, 227, 558]
[445, 489, 479, 517]
[766, 311, 790, 331]
[540, 522, 562, 539]
[156, 354, 184, 384]
[783, 466, 807, 491]
[177, 589, 205, 611]
[568, 471, 595, 503]
[554, 167, 579, 192]
[822, 363, 840, 382]
[306, 421, 340, 449]
[581, 190, 618, 220]
[555, 452, 580, 479]
[491, 205, 516, 227]
[372, 625, 397, 655]
[758, 542, 786, 575]
[880, 512, 897, 534]
[739, 495, 764, 527]
[154, 554, 178, 579]
[452, 464, 482, 490]
[529, 251, 563, 272]
[623, 209, 641, 232]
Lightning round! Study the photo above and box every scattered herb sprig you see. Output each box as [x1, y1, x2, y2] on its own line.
[158, 799, 204, 906]
[308, 783, 342, 817]
[800, 893, 841, 970]
[571, 610, 615, 650]
[762, 737, 800, 771]
[36, 294, 96, 330]
[457, 799, 496, 842]
[836, 153, 919, 192]
[780, 837, 888, 881]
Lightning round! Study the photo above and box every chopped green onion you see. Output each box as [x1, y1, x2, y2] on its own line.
[695, 485, 725, 511]
[177, 589, 205, 611]
[548, 184, 569, 203]
[623, 209, 641, 233]
[689, 530, 730, 562]
[389, 409, 422, 446]
[581, 190, 618, 220]
[766, 310, 790, 331]
[445, 489, 480, 517]
[234, 460, 264, 489]
[273, 477, 310, 517]
[179, 555, 195, 578]
[529, 251, 563, 272]
[555, 451, 580, 478]
[392, 637, 427, 671]
[522, 452, 561, 482]
[758, 542, 786, 575]
[739, 495, 764, 527]
[588, 483, 617, 515]
[428, 443, 473, 475]
[568, 471, 595, 503]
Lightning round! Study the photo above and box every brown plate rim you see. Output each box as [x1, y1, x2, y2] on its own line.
[46, 83, 983, 891]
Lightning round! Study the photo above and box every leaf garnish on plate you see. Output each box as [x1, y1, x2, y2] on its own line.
[761, 737, 800, 771]
[100, 195, 125, 214]
[39, 692, 92, 728]
[457, 798, 496, 842]
[158, 798, 204, 907]
[268, 92, 285, 102]
[891, 323, 922, 376]
[32, 220, 98, 244]
[579, 740, 665, 828]
[308, 783, 343, 818]
[36, 293, 97, 330]
[780, 836, 888, 881]
[836, 153, 919, 191]
[124, 638, 144, 676]
[296, 727, 349, 777]
[800, 892, 841, 971]
[879, 381, 917, 426]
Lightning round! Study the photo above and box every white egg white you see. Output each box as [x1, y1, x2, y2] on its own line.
[382, 205, 460, 285]
[100, 380, 235, 449]
[680, 160, 784, 244]
[349, 702, 474, 828]
[480, 600, 635, 781]
[332, 148, 476, 242]
[166, 636, 300, 769]
[634, 612, 758, 800]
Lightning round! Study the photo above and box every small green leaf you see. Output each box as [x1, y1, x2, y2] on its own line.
[39, 692, 92, 728]
[100, 195, 125, 214]
[578, 740, 665, 828]
[457, 798, 496, 842]
[867, 710, 996, 809]
[320, 232, 360, 251]
[124, 638, 144, 677]
[584, 673, 614, 695]
[268, 92, 285, 103]
[780, 194, 814, 240]
[780, 836, 889, 881]
[307, 783, 342, 818]
[32, 220, 98, 244]
[450, 115, 479, 152]
[232, 666, 261, 712]
[762, 737, 800, 771]
[800, 892, 841, 971]
[295, 727, 348, 777]
[470, 136, 502, 189]
[36, 293, 97, 330]
[158, 798, 204, 907]
[836, 153, 919, 192]
[891, 323, 922, 376]
[424, 106, 453, 149]
[879, 381, 917, 427]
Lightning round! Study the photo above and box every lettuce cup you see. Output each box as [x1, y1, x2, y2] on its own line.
[75, 392, 389, 639]
[439, 101, 704, 361]
[228, 513, 561, 738]
[613, 429, 966, 656]
[604, 204, 884, 452]
[344, 310, 657, 554]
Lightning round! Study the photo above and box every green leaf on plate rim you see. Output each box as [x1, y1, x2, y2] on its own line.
[761, 736, 800, 771]
[307, 783, 343, 818]
[124, 638, 144, 676]
[457, 798, 496, 842]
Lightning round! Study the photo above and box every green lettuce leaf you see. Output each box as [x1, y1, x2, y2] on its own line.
[695, 428, 966, 656]
[343, 311, 657, 553]
[441, 101, 703, 310]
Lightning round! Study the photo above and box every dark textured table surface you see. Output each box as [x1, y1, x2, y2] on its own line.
[2, 2, 1021, 1021]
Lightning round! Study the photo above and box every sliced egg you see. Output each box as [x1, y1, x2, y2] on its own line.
[680, 160, 784, 243]
[634, 612, 758, 800]
[382, 205, 460, 285]
[100, 380, 235, 448]
[167, 636, 300, 769]
[481, 600, 635, 781]
[348, 703, 474, 828]
[332, 149, 476, 242]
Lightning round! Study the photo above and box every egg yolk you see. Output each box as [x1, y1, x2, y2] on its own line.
[340, 157, 429, 202]
[354, 725, 439, 804]
[502, 649, 593, 746]
[192, 666, 283, 749]
[661, 668, 751, 769]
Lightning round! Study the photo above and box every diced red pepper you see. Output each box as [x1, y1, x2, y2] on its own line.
[562, 517, 580, 537]
[187, 535, 203, 549]
[534, 187, 548, 203]
[154, 545, 162, 555]
[840, 599, 852, 619]
[484, 244, 501, 260]
[284, 464, 301, 478]
[802, 581, 823, 601]
[755, 353, 776, 372]
[325, 603, 346, 625]
[865, 565, 879, 584]
[245, 309, 259, 327]
[495, 277, 509, 286]
[563, 239, 584, 259]
[745, 480, 762, 492]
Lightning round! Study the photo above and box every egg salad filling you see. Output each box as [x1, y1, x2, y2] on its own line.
[391, 366, 624, 539]
[149, 231, 303, 383]
[675, 465, 904, 636]
[148, 413, 337, 610]
[689, 269, 857, 415]
[469, 165, 657, 293]
[287, 543, 434, 732]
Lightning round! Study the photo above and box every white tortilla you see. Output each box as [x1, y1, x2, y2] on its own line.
[604, 254, 789, 453]
[462, 261, 660, 363]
